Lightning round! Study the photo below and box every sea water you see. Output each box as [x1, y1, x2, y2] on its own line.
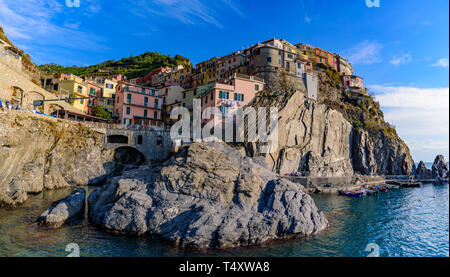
[0, 183, 448, 257]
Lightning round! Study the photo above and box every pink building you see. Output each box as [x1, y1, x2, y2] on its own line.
[199, 74, 265, 125]
[85, 81, 104, 116]
[343, 75, 364, 91]
[114, 82, 164, 127]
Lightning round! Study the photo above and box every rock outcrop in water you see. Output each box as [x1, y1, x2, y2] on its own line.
[0, 111, 114, 207]
[37, 188, 86, 228]
[415, 161, 433, 179]
[88, 142, 328, 249]
[432, 155, 448, 179]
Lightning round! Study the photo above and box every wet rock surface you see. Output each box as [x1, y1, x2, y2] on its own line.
[37, 188, 86, 228]
[88, 142, 328, 250]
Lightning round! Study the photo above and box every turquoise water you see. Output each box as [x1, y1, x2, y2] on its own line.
[0, 183, 448, 257]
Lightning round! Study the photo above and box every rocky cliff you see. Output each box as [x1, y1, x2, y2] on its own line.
[88, 142, 328, 249]
[0, 111, 114, 207]
[244, 69, 414, 176]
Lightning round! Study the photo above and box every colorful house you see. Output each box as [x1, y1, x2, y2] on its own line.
[114, 82, 164, 127]
[343, 75, 364, 91]
[85, 81, 104, 116]
[199, 74, 265, 126]
[57, 74, 88, 113]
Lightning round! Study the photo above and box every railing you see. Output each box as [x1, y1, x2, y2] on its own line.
[81, 121, 168, 131]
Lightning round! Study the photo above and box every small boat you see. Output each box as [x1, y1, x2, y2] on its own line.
[338, 190, 363, 198]
[372, 185, 388, 192]
[361, 187, 377, 196]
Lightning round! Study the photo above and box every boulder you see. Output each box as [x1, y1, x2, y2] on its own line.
[89, 142, 328, 249]
[37, 188, 86, 228]
[415, 161, 432, 179]
[432, 155, 448, 179]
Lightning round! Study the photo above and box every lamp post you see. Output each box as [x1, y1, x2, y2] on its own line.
[56, 87, 70, 119]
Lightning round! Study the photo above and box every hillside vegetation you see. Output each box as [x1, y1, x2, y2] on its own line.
[39, 52, 192, 79]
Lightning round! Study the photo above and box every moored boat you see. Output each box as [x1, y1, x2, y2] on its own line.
[372, 185, 388, 192]
[338, 190, 363, 198]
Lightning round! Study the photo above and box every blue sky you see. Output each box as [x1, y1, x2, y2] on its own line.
[0, 0, 448, 162]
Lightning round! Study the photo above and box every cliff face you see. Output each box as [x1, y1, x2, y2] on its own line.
[0, 111, 114, 207]
[88, 142, 328, 249]
[245, 69, 414, 176]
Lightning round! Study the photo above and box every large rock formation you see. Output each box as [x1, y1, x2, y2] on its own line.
[88, 142, 328, 249]
[0, 111, 114, 207]
[37, 188, 86, 228]
[415, 161, 433, 179]
[432, 155, 448, 179]
[244, 70, 414, 176]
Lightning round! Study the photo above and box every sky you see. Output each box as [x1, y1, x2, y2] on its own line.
[0, 0, 448, 162]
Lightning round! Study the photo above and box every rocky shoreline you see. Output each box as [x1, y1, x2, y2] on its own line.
[88, 142, 328, 250]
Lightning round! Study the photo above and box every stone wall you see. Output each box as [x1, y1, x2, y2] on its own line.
[105, 129, 172, 163]
[0, 57, 78, 114]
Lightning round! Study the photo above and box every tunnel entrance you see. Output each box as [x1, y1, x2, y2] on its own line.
[114, 146, 146, 167]
[108, 135, 129, 144]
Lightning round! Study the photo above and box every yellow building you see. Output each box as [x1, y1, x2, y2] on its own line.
[58, 74, 88, 113]
[101, 77, 118, 114]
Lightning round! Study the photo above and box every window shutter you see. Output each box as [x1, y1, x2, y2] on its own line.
[226, 92, 229, 99]
[242, 94, 244, 101]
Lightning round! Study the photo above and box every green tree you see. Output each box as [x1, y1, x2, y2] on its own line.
[92, 105, 111, 120]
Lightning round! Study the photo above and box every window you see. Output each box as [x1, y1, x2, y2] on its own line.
[137, 135, 143, 145]
[126, 107, 130, 114]
[267, 57, 272, 63]
[255, 84, 260, 91]
[211, 92, 214, 100]
[80, 99, 84, 104]
[194, 89, 197, 95]
[183, 92, 186, 99]
[286, 62, 290, 69]
[152, 90, 155, 96]
[220, 105, 228, 114]
[154, 99, 159, 108]
[144, 110, 148, 118]
[219, 91, 229, 99]
[288, 54, 293, 59]
[205, 96, 208, 104]
[154, 111, 158, 119]
[157, 137, 163, 147]
[78, 86, 82, 93]
[142, 88, 146, 93]
[234, 93, 244, 102]
[144, 97, 148, 107]
[127, 94, 132, 104]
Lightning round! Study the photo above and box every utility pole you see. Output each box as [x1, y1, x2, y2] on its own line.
[56, 88, 70, 118]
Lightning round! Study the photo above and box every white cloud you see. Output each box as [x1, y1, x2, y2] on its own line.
[0, 0, 107, 63]
[431, 58, 449, 68]
[389, 53, 412, 66]
[127, 0, 243, 28]
[371, 85, 449, 161]
[346, 40, 382, 65]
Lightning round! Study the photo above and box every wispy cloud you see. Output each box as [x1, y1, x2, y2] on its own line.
[127, 0, 243, 28]
[431, 58, 449, 68]
[371, 85, 449, 161]
[346, 40, 383, 65]
[0, 0, 107, 63]
[390, 53, 412, 66]
[304, 15, 312, 23]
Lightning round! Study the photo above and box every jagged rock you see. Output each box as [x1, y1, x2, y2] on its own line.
[415, 161, 433, 179]
[432, 155, 448, 179]
[244, 87, 413, 177]
[0, 111, 114, 207]
[88, 142, 328, 249]
[352, 128, 414, 176]
[37, 188, 86, 228]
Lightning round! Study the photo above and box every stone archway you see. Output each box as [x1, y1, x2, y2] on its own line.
[48, 104, 65, 115]
[11, 86, 24, 105]
[113, 146, 146, 171]
[24, 91, 45, 111]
